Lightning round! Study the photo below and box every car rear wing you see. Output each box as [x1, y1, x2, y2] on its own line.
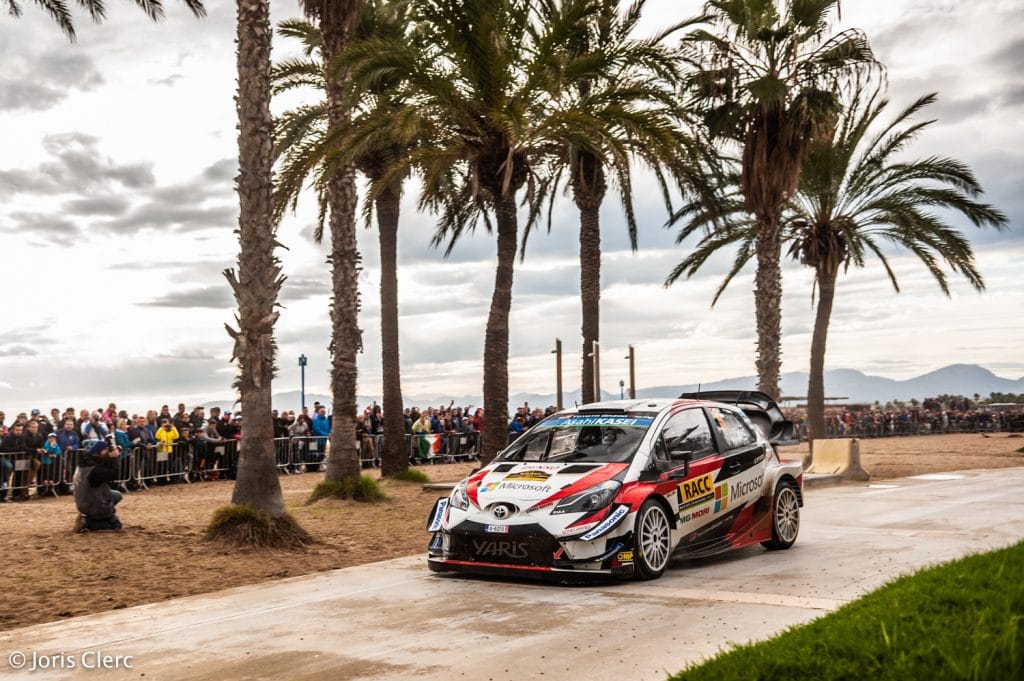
[679, 390, 799, 446]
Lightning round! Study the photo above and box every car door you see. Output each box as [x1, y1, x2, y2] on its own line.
[653, 408, 721, 531]
[706, 406, 767, 520]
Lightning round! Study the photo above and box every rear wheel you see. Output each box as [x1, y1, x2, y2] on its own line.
[634, 499, 671, 580]
[762, 479, 800, 550]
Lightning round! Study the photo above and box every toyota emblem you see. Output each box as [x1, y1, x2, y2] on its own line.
[493, 504, 512, 520]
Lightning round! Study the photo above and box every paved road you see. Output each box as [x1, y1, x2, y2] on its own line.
[2, 467, 1022, 681]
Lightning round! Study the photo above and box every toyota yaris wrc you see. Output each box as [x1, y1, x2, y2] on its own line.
[427, 391, 803, 581]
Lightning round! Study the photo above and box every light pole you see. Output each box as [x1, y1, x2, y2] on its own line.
[588, 340, 600, 401]
[624, 345, 636, 399]
[619, 379, 625, 400]
[298, 354, 307, 411]
[551, 339, 563, 410]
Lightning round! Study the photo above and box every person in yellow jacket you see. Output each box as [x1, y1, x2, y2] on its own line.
[154, 419, 180, 483]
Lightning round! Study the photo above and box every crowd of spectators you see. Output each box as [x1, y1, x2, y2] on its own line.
[4, 395, 1021, 502]
[783, 402, 1024, 440]
[0, 402, 244, 501]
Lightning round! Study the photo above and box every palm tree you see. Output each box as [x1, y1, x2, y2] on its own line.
[10, 0, 205, 41]
[340, 0, 591, 462]
[668, 85, 1008, 442]
[789, 88, 1007, 441]
[214, 0, 308, 546]
[683, 0, 877, 398]
[295, 0, 366, 486]
[273, 3, 414, 477]
[530, 0, 708, 404]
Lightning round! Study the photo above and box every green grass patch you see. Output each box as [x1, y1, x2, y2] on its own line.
[669, 540, 1024, 681]
[309, 475, 388, 503]
[205, 504, 313, 549]
[387, 468, 431, 484]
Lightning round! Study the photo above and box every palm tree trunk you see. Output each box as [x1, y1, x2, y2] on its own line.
[226, 0, 284, 516]
[754, 215, 783, 399]
[578, 201, 600, 405]
[318, 2, 365, 484]
[376, 182, 407, 476]
[480, 194, 518, 463]
[807, 266, 837, 446]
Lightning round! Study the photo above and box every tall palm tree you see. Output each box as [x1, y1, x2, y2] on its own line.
[683, 0, 877, 398]
[668, 85, 1008, 442]
[340, 0, 588, 462]
[10, 0, 205, 41]
[273, 3, 415, 477]
[222, 0, 288, 520]
[528, 0, 708, 404]
[296, 0, 366, 486]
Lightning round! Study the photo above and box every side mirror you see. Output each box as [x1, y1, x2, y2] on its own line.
[669, 448, 693, 461]
[667, 447, 692, 478]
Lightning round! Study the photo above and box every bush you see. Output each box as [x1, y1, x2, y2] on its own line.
[205, 504, 313, 549]
[387, 468, 430, 484]
[309, 475, 387, 503]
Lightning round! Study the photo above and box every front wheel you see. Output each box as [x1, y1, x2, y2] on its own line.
[634, 499, 671, 580]
[762, 479, 800, 550]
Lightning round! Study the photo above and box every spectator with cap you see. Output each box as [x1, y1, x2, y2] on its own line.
[39, 432, 62, 497]
[73, 440, 124, 531]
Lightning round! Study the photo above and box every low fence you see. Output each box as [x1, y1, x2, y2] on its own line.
[0, 432, 482, 501]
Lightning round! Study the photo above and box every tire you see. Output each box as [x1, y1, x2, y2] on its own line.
[762, 479, 800, 550]
[633, 499, 672, 580]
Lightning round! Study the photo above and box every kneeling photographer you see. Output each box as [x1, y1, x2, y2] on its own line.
[73, 439, 124, 531]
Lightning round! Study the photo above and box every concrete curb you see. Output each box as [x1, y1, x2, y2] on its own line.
[803, 473, 843, 488]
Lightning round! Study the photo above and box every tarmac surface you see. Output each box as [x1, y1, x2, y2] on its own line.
[2, 467, 1021, 680]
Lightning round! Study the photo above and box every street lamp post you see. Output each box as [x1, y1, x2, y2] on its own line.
[624, 345, 636, 399]
[298, 354, 307, 411]
[619, 379, 625, 400]
[551, 339, 563, 411]
[591, 340, 600, 401]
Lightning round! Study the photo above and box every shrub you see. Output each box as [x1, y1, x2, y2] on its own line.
[205, 504, 313, 549]
[309, 475, 387, 503]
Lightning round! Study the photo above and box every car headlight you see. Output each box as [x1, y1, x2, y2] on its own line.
[551, 480, 621, 515]
[450, 480, 469, 511]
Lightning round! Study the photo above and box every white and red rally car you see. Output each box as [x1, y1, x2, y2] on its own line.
[427, 391, 803, 581]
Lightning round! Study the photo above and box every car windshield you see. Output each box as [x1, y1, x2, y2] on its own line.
[497, 415, 653, 464]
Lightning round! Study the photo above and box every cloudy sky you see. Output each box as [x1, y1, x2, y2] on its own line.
[0, 0, 1021, 414]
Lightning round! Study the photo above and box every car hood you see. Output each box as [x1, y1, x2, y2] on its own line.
[466, 460, 628, 509]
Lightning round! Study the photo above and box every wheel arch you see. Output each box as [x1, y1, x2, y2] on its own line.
[776, 473, 803, 507]
[645, 492, 678, 529]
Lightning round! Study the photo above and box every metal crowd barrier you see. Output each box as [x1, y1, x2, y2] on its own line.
[289, 436, 327, 472]
[0, 432, 488, 502]
[407, 432, 480, 464]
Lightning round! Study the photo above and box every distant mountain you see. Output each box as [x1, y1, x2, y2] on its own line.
[204, 364, 1023, 413]
[633, 363, 1024, 405]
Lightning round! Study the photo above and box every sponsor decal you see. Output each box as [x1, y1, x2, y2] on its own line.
[505, 470, 551, 482]
[428, 498, 449, 532]
[473, 539, 529, 560]
[677, 473, 715, 510]
[616, 550, 634, 563]
[544, 416, 654, 427]
[428, 533, 443, 551]
[497, 481, 552, 493]
[714, 482, 729, 512]
[579, 505, 629, 541]
[731, 475, 764, 499]
[485, 524, 510, 534]
[679, 506, 711, 523]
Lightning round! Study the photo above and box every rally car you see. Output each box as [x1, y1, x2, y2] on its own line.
[426, 391, 803, 581]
